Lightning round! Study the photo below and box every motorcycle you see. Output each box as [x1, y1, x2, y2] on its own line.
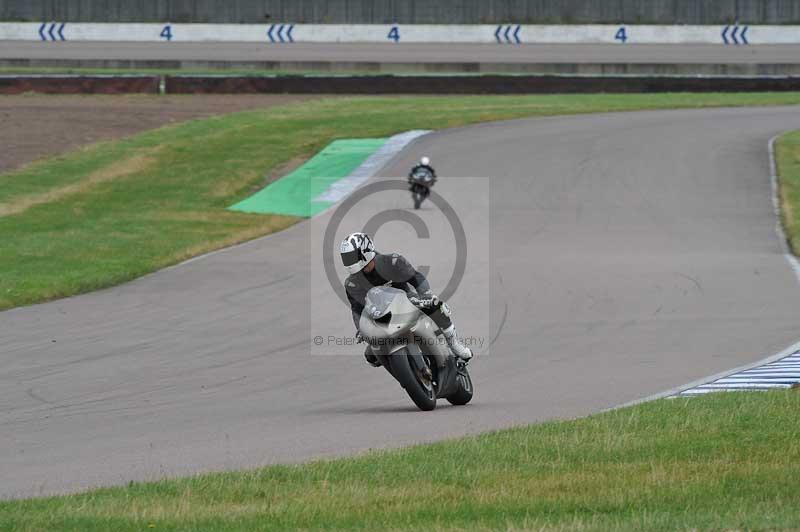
[359, 286, 473, 411]
[408, 165, 436, 210]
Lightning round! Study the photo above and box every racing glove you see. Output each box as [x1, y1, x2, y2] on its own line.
[409, 294, 440, 309]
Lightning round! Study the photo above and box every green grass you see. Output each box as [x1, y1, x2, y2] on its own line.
[2, 391, 799, 531]
[3, 93, 800, 310]
[776, 129, 800, 255]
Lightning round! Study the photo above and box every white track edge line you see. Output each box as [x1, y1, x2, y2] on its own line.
[610, 134, 800, 409]
[610, 338, 800, 410]
[768, 135, 800, 283]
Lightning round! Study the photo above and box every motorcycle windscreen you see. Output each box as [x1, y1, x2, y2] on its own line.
[411, 168, 433, 183]
[364, 286, 404, 319]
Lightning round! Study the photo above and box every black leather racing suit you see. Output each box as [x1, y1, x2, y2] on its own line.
[408, 164, 437, 189]
[344, 252, 452, 332]
[408, 163, 436, 178]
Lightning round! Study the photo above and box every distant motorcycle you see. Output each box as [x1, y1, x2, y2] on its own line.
[408, 162, 437, 210]
[359, 286, 473, 411]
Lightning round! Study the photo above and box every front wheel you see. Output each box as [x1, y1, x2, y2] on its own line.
[446, 365, 473, 406]
[389, 349, 436, 411]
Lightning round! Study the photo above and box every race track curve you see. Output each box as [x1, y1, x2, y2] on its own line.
[2, 106, 800, 499]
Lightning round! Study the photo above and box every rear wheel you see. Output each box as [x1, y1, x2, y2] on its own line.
[389, 350, 436, 411]
[446, 364, 473, 406]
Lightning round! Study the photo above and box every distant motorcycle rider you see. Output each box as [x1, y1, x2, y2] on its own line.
[340, 232, 473, 366]
[408, 156, 436, 184]
[407, 156, 437, 210]
[408, 157, 436, 190]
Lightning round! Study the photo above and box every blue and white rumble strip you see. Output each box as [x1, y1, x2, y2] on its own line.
[673, 138, 800, 397]
[677, 349, 800, 396]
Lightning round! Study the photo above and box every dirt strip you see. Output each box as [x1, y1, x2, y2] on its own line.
[0, 94, 319, 172]
[0, 75, 159, 95]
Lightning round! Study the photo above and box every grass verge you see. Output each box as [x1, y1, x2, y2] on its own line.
[3, 93, 800, 310]
[776, 129, 800, 255]
[1, 391, 799, 531]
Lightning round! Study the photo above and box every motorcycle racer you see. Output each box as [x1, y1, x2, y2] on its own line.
[408, 156, 436, 181]
[340, 232, 473, 366]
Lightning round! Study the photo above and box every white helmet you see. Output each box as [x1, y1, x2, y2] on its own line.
[420, 156, 430, 166]
[340, 232, 376, 275]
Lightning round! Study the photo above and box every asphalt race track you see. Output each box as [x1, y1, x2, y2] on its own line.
[2, 107, 800, 499]
[2, 42, 800, 64]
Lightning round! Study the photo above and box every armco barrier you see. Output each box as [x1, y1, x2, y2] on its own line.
[3, 74, 800, 95]
[0, 75, 160, 94]
[2, 22, 800, 44]
[164, 74, 800, 95]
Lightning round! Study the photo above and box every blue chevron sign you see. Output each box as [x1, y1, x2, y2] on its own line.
[495, 25, 521, 44]
[268, 24, 295, 43]
[722, 24, 749, 45]
[39, 22, 65, 41]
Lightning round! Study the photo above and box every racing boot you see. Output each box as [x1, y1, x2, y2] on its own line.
[442, 325, 473, 362]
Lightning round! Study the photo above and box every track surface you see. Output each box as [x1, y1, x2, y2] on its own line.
[2, 42, 800, 64]
[2, 107, 800, 499]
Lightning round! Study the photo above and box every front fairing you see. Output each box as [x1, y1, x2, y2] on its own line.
[409, 167, 435, 187]
[359, 287, 421, 350]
